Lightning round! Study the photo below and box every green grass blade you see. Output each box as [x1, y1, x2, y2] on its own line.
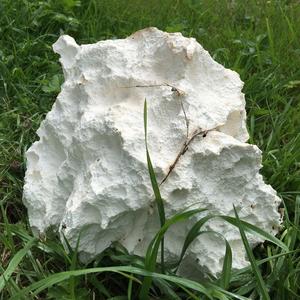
[219, 215, 288, 252]
[146, 149, 165, 227]
[233, 249, 300, 277]
[141, 208, 206, 299]
[144, 99, 166, 228]
[0, 264, 23, 299]
[207, 282, 250, 300]
[178, 284, 201, 300]
[9, 266, 214, 300]
[146, 209, 207, 269]
[127, 275, 133, 300]
[0, 237, 36, 292]
[233, 206, 270, 300]
[70, 231, 82, 300]
[176, 214, 212, 269]
[141, 99, 166, 299]
[89, 275, 111, 298]
[176, 211, 288, 274]
[178, 228, 232, 290]
[219, 239, 232, 290]
[153, 278, 181, 300]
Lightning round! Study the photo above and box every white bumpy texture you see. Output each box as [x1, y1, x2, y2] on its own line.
[23, 27, 281, 277]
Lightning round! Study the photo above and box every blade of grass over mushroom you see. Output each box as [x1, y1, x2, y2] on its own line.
[178, 212, 288, 255]
[144, 100, 165, 228]
[143, 99, 165, 253]
[140, 208, 207, 299]
[219, 215, 288, 252]
[145, 209, 207, 270]
[176, 214, 213, 269]
[0, 237, 37, 293]
[141, 99, 166, 298]
[233, 206, 270, 300]
[176, 228, 232, 289]
[175, 211, 287, 274]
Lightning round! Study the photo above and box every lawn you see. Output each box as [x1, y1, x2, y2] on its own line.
[0, 0, 300, 299]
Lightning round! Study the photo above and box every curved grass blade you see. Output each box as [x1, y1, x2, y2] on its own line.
[146, 209, 207, 268]
[140, 208, 206, 299]
[177, 228, 232, 289]
[177, 212, 288, 271]
[176, 214, 213, 270]
[176, 210, 287, 291]
[232, 250, 300, 278]
[9, 266, 214, 300]
[219, 215, 288, 252]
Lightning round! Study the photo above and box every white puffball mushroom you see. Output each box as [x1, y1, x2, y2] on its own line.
[23, 27, 281, 277]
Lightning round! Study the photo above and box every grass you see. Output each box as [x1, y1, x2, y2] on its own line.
[0, 0, 300, 299]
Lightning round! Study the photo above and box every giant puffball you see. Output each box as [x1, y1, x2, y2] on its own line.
[23, 28, 281, 276]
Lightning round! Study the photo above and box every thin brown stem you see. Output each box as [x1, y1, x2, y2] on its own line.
[120, 82, 185, 96]
[160, 128, 209, 186]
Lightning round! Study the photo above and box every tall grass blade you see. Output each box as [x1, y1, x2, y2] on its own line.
[141, 99, 166, 299]
[143, 99, 165, 229]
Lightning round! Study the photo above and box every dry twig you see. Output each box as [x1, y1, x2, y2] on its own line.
[159, 128, 208, 185]
[121, 82, 209, 185]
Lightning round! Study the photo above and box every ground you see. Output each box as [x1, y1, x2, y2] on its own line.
[0, 0, 299, 299]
